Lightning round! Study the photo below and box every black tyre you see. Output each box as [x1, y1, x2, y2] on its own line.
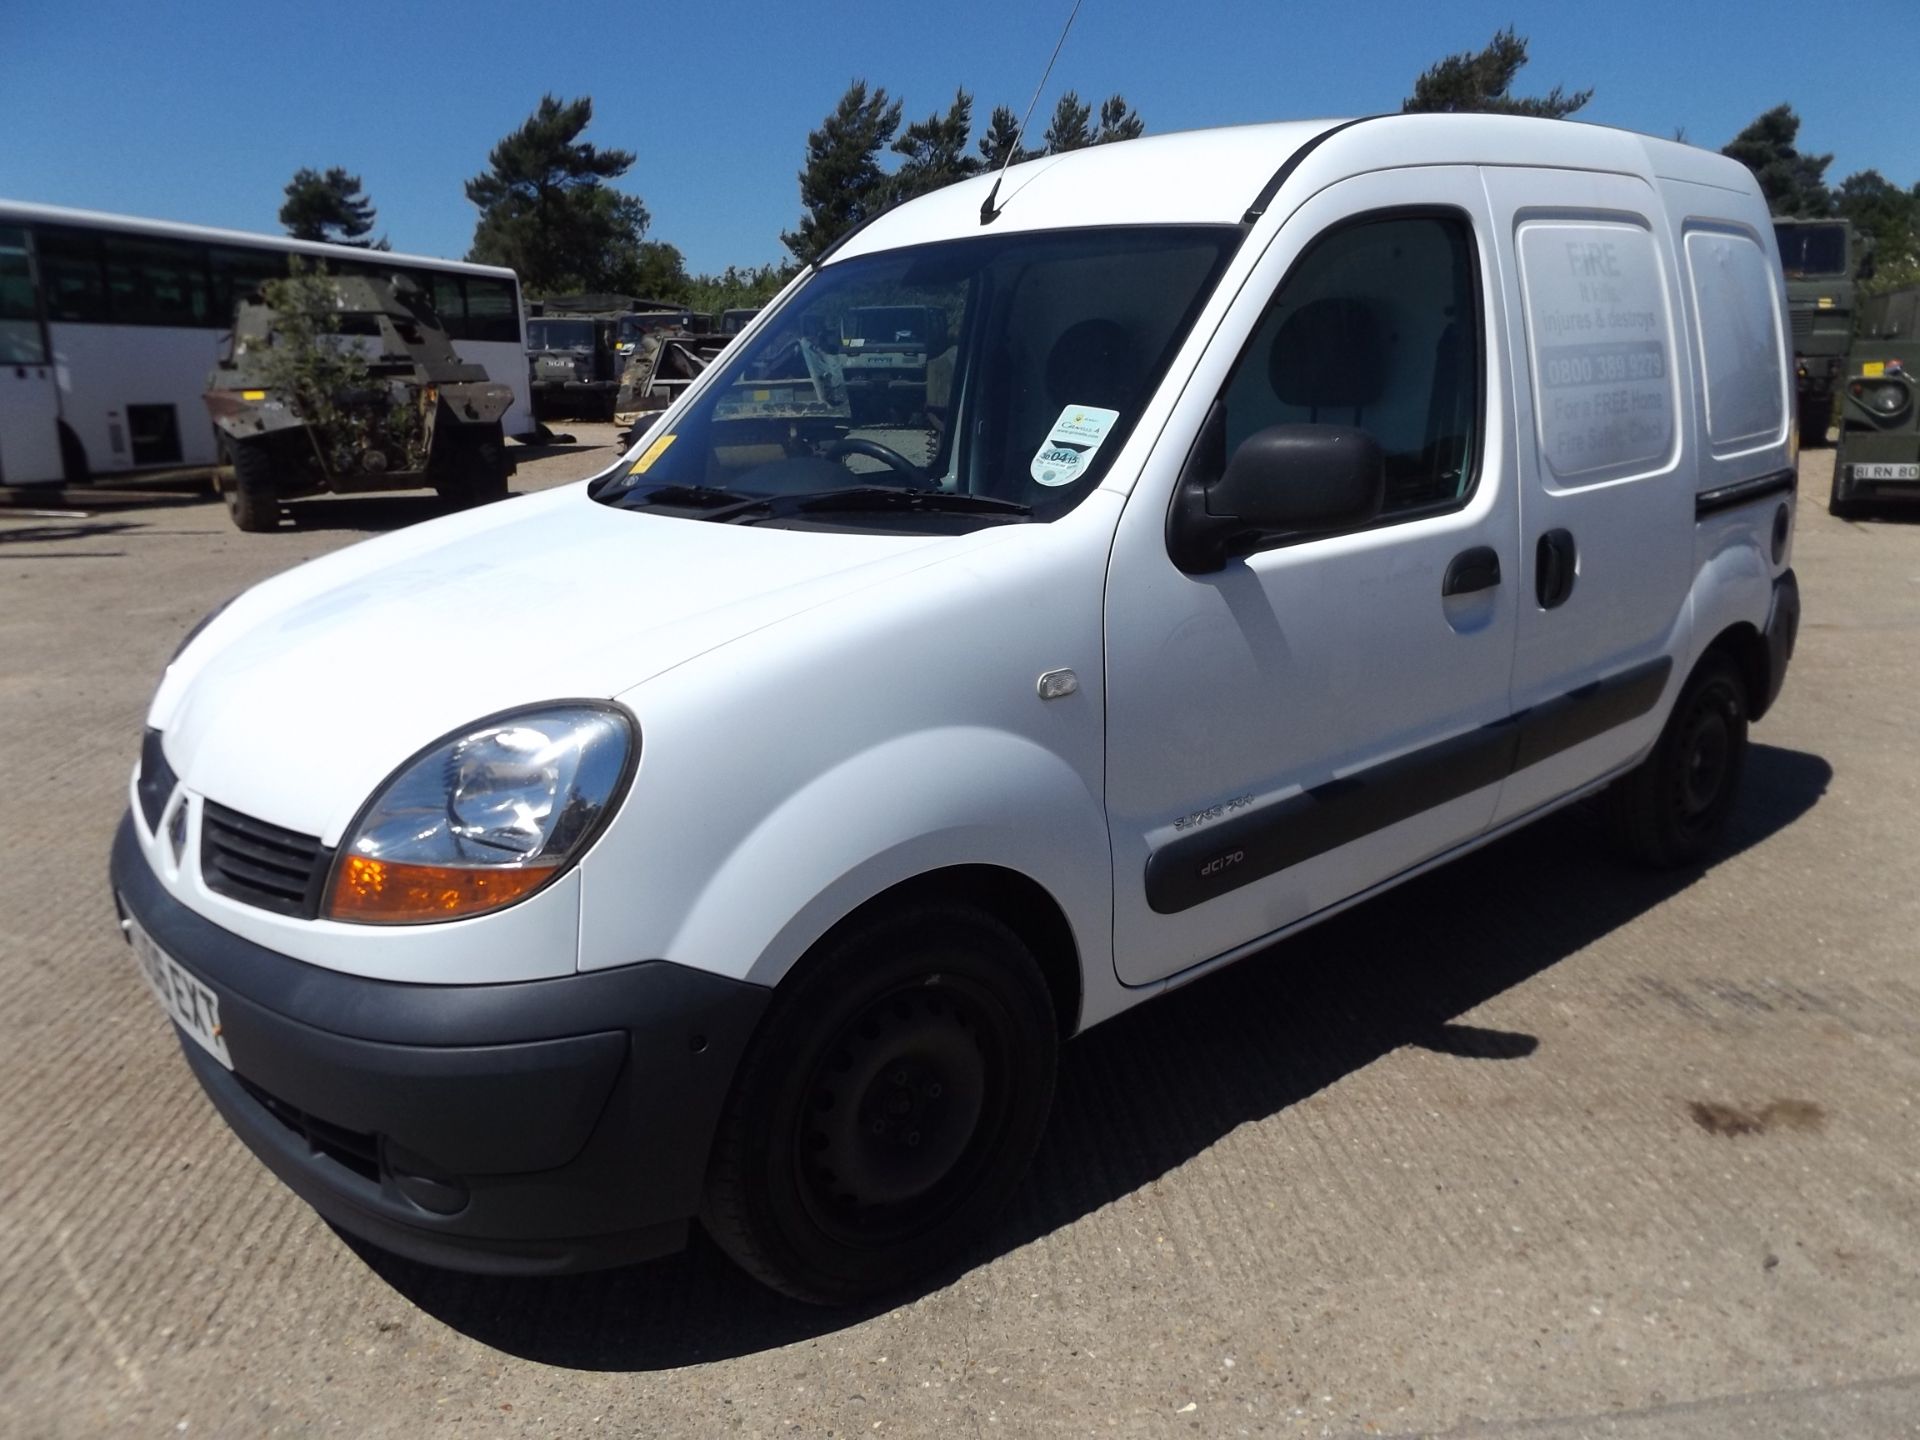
[225, 438, 280, 533]
[702, 903, 1059, 1305]
[1828, 458, 1862, 519]
[1604, 651, 1749, 868]
[432, 424, 510, 507]
[1796, 395, 1830, 450]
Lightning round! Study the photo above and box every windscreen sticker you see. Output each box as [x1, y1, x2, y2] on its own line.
[1030, 405, 1121, 487]
[627, 432, 676, 475]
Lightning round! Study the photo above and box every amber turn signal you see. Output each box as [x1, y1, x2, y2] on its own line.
[327, 854, 559, 924]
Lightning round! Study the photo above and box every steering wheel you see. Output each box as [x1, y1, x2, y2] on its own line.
[824, 437, 934, 488]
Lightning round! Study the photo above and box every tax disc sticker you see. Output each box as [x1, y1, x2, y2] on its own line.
[1030, 405, 1120, 487]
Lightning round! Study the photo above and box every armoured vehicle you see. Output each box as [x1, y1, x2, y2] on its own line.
[1830, 285, 1920, 517]
[1773, 217, 1859, 447]
[611, 327, 730, 433]
[204, 274, 513, 532]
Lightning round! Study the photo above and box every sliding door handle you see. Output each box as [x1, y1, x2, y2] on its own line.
[1442, 546, 1503, 596]
[1536, 529, 1577, 609]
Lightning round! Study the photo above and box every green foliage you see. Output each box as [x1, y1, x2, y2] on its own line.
[977, 105, 1036, 170]
[1095, 95, 1144, 145]
[1722, 105, 1833, 217]
[279, 167, 385, 249]
[783, 81, 904, 265]
[1402, 27, 1591, 117]
[466, 95, 661, 297]
[681, 263, 794, 316]
[892, 90, 984, 205]
[1043, 92, 1093, 153]
[256, 264, 423, 473]
[1836, 169, 1920, 291]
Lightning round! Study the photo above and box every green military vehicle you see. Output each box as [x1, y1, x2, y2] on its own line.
[1830, 285, 1920, 518]
[205, 273, 513, 532]
[1773, 217, 1860, 447]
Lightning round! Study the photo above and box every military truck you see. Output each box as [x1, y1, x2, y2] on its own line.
[526, 314, 622, 420]
[204, 273, 514, 532]
[1774, 217, 1860, 447]
[1830, 285, 1920, 518]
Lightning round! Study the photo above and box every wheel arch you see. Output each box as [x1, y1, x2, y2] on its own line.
[801, 865, 1084, 1038]
[1701, 620, 1771, 719]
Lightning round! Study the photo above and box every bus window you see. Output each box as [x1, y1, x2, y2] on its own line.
[104, 235, 213, 327]
[464, 277, 521, 343]
[0, 226, 47, 364]
[432, 274, 468, 337]
[37, 227, 110, 324]
[209, 246, 291, 322]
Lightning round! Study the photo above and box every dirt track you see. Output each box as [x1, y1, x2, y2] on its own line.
[2, 436, 1916, 1438]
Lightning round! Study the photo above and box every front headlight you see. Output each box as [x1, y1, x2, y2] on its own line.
[327, 704, 634, 924]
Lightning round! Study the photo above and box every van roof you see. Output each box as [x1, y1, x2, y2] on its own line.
[830, 115, 1760, 262]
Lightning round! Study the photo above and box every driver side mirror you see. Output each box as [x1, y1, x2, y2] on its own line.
[1167, 412, 1385, 573]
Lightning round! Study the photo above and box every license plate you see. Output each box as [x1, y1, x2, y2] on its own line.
[123, 908, 232, 1069]
[1854, 463, 1919, 482]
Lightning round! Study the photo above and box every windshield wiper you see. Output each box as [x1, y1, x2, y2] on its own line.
[783, 485, 1032, 518]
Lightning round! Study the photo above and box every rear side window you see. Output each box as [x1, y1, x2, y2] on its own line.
[463, 278, 521, 343]
[1219, 211, 1482, 519]
[1516, 218, 1678, 486]
[1684, 227, 1786, 450]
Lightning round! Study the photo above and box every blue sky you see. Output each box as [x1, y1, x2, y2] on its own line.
[3, 1, 1914, 275]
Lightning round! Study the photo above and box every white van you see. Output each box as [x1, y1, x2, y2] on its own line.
[112, 115, 1801, 1304]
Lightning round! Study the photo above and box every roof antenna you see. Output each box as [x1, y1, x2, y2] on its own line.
[980, 0, 1084, 225]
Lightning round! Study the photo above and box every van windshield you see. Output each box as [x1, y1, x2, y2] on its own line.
[598, 226, 1239, 530]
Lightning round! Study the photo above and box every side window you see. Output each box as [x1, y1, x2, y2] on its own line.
[1220, 212, 1481, 518]
[463, 278, 522, 343]
[36, 226, 109, 324]
[431, 274, 468, 338]
[1515, 217, 1678, 485]
[0, 226, 47, 364]
[103, 235, 213, 327]
[209, 246, 290, 322]
[1684, 227, 1786, 451]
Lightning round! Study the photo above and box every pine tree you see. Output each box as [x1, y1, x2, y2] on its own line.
[1093, 95, 1144, 145]
[892, 89, 984, 203]
[783, 81, 903, 264]
[1402, 28, 1591, 118]
[1043, 92, 1094, 153]
[1722, 105, 1834, 218]
[465, 95, 656, 296]
[279, 168, 385, 249]
[977, 105, 1037, 170]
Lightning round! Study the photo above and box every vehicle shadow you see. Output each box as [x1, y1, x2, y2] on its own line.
[353, 742, 1831, 1370]
[281, 493, 516, 533]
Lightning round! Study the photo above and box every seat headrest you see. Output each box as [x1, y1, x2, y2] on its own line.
[1268, 297, 1386, 410]
[1046, 318, 1135, 410]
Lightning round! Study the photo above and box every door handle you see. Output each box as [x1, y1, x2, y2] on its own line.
[1442, 546, 1502, 596]
[1535, 529, 1577, 609]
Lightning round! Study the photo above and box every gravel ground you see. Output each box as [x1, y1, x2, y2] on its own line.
[1, 436, 1915, 1438]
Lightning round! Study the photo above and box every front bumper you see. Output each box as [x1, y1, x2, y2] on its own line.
[110, 813, 768, 1275]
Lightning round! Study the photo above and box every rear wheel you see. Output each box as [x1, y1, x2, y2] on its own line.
[1605, 651, 1749, 868]
[701, 903, 1058, 1305]
[225, 438, 280, 533]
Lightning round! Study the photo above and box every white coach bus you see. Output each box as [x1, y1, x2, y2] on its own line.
[0, 201, 530, 487]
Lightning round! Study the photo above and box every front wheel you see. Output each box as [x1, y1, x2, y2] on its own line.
[701, 903, 1058, 1305]
[1604, 651, 1749, 868]
[432, 424, 510, 507]
[225, 438, 280, 533]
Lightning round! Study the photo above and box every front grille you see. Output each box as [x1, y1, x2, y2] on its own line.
[1791, 309, 1814, 344]
[235, 1074, 380, 1183]
[136, 729, 176, 832]
[201, 801, 328, 917]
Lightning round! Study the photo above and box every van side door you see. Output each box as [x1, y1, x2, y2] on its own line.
[1478, 169, 1696, 825]
[1104, 169, 1521, 988]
